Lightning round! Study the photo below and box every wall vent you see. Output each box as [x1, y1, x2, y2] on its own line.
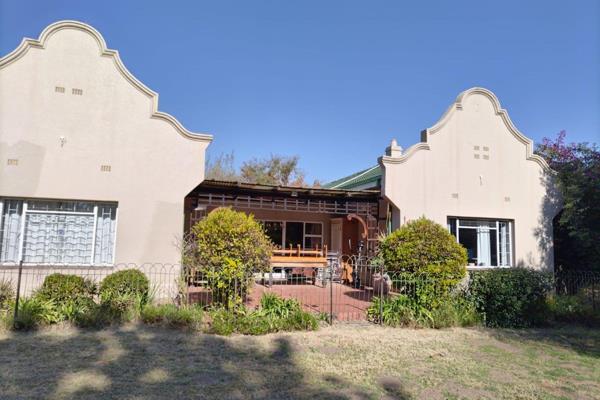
[7, 159, 18, 166]
[100, 165, 111, 172]
[72, 88, 83, 95]
[55, 86, 65, 93]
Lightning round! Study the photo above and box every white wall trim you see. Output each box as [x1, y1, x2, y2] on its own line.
[0, 20, 213, 144]
[427, 87, 553, 173]
[379, 87, 555, 174]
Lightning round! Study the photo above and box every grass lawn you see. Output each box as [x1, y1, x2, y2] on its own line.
[0, 323, 599, 400]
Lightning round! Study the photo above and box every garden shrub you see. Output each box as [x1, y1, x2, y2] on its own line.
[0, 279, 14, 310]
[191, 208, 273, 308]
[367, 291, 479, 329]
[467, 268, 553, 328]
[192, 207, 273, 270]
[259, 292, 301, 318]
[367, 295, 428, 327]
[546, 294, 600, 326]
[35, 273, 96, 320]
[99, 269, 150, 311]
[380, 218, 467, 295]
[12, 297, 60, 330]
[206, 293, 319, 335]
[141, 304, 203, 330]
[429, 296, 480, 328]
[72, 303, 124, 328]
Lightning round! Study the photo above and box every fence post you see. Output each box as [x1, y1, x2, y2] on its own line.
[13, 260, 23, 329]
[329, 258, 333, 324]
[593, 278, 597, 312]
[379, 263, 384, 325]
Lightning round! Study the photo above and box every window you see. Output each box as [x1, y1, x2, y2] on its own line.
[0, 198, 117, 265]
[448, 217, 512, 267]
[261, 220, 324, 250]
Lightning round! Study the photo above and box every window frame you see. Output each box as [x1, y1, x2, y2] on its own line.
[447, 216, 513, 268]
[260, 219, 324, 250]
[0, 197, 118, 266]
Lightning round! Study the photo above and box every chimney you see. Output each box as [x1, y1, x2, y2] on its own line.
[385, 139, 403, 158]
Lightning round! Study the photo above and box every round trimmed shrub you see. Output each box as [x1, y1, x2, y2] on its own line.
[99, 269, 149, 306]
[36, 273, 96, 306]
[380, 217, 467, 286]
[192, 207, 273, 271]
[191, 208, 273, 308]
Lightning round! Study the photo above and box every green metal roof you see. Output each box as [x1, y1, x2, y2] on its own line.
[323, 165, 382, 190]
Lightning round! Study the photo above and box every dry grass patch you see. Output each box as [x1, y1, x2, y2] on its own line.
[0, 323, 598, 399]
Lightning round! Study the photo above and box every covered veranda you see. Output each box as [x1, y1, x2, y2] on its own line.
[184, 180, 386, 320]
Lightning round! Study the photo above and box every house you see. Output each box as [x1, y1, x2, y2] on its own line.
[1, 20, 560, 273]
[0, 20, 211, 266]
[327, 88, 560, 271]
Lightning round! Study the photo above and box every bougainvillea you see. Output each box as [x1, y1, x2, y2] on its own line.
[536, 131, 600, 271]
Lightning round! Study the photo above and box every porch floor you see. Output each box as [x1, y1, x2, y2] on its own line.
[188, 282, 374, 321]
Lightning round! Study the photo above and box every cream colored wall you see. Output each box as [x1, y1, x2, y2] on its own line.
[381, 88, 560, 270]
[0, 21, 212, 264]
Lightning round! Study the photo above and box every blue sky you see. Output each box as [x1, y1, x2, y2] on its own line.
[1, 0, 598, 183]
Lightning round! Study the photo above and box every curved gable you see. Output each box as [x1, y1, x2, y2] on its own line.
[0, 20, 212, 143]
[381, 87, 552, 173]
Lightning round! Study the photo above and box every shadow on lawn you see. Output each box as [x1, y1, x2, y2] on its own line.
[488, 326, 600, 359]
[0, 325, 412, 400]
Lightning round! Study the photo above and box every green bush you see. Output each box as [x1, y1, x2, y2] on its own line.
[468, 268, 553, 328]
[191, 208, 273, 308]
[192, 208, 273, 270]
[12, 297, 60, 330]
[0, 279, 14, 310]
[99, 269, 149, 309]
[380, 218, 467, 292]
[141, 304, 203, 330]
[36, 273, 96, 320]
[546, 294, 600, 326]
[429, 296, 480, 328]
[367, 291, 479, 329]
[367, 295, 427, 327]
[206, 294, 319, 336]
[259, 292, 301, 318]
[72, 303, 124, 328]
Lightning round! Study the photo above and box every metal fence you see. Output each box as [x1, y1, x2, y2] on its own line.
[185, 255, 382, 322]
[0, 262, 182, 301]
[1, 259, 598, 324]
[554, 270, 599, 311]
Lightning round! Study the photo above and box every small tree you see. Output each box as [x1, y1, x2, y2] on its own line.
[240, 154, 305, 186]
[380, 217, 467, 291]
[191, 208, 273, 308]
[536, 131, 600, 271]
[205, 152, 239, 182]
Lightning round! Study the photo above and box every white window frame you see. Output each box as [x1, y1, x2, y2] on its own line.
[448, 217, 513, 268]
[0, 198, 118, 266]
[261, 220, 324, 250]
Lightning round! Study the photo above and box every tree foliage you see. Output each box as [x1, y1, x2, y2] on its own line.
[191, 208, 273, 308]
[379, 217, 467, 287]
[205, 152, 311, 186]
[536, 131, 600, 271]
[205, 152, 239, 182]
[240, 154, 305, 186]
